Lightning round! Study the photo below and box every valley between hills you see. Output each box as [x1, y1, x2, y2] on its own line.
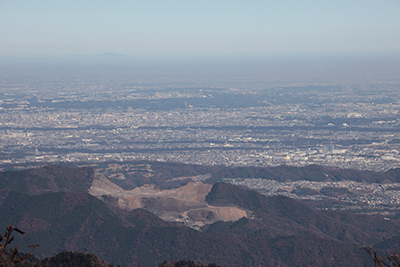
[2, 161, 400, 266]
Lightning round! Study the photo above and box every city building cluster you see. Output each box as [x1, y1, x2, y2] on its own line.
[1, 73, 399, 173]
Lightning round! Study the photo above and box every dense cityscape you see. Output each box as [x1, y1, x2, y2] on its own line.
[1, 68, 400, 172]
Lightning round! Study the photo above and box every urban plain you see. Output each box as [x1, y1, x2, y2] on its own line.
[1, 65, 400, 216]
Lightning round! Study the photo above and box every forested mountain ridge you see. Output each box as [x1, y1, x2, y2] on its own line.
[2, 163, 400, 266]
[3, 161, 400, 194]
[0, 165, 94, 195]
[1, 189, 371, 267]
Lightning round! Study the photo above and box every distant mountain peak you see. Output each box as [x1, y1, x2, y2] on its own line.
[94, 52, 126, 57]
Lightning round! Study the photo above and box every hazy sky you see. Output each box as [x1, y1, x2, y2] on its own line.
[0, 0, 399, 58]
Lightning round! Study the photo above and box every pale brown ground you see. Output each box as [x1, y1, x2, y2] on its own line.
[89, 171, 248, 229]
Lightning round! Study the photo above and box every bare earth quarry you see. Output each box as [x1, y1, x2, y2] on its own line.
[89, 171, 249, 229]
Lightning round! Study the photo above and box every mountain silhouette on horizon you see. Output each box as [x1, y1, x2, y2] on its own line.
[94, 52, 126, 57]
